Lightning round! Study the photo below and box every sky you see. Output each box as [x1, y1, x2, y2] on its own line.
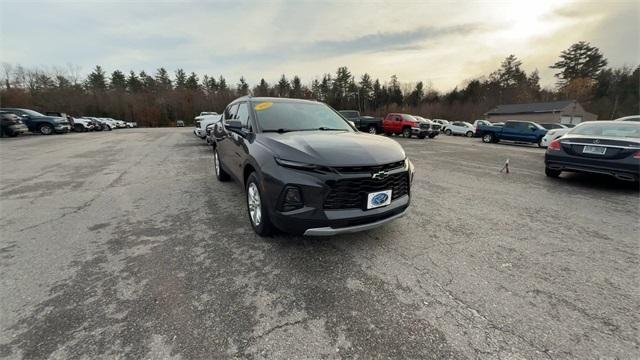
[1, 0, 638, 91]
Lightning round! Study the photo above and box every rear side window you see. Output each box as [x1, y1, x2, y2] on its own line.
[505, 122, 521, 129]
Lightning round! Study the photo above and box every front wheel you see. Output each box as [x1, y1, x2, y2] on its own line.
[482, 133, 494, 143]
[39, 124, 54, 135]
[368, 125, 377, 134]
[213, 148, 230, 181]
[402, 127, 411, 138]
[418, 134, 426, 139]
[445, 129, 452, 136]
[538, 138, 545, 148]
[545, 167, 561, 178]
[465, 131, 474, 137]
[246, 173, 274, 236]
[428, 133, 437, 138]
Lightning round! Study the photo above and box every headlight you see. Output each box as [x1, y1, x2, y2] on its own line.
[274, 158, 320, 170]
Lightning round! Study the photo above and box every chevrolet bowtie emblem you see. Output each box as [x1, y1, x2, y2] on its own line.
[372, 171, 388, 180]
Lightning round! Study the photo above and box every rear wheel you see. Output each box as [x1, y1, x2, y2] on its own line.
[74, 124, 84, 132]
[482, 133, 494, 143]
[465, 131, 473, 137]
[445, 129, 452, 135]
[246, 172, 274, 236]
[402, 127, 411, 138]
[213, 148, 230, 181]
[368, 125, 377, 134]
[39, 124, 53, 135]
[545, 167, 561, 178]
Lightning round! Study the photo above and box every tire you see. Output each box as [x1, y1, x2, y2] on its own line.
[418, 134, 426, 139]
[74, 124, 84, 132]
[537, 138, 545, 148]
[545, 167, 561, 178]
[445, 129, 452, 136]
[428, 133, 437, 138]
[39, 124, 54, 135]
[402, 127, 411, 138]
[8, 131, 18, 137]
[367, 125, 377, 134]
[465, 131, 474, 137]
[213, 148, 230, 182]
[482, 133, 494, 143]
[246, 172, 274, 236]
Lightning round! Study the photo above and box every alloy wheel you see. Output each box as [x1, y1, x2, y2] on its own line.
[247, 183, 262, 226]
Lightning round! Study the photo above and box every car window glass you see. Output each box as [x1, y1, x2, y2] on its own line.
[236, 102, 250, 129]
[505, 122, 517, 128]
[224, 104, 238, 121]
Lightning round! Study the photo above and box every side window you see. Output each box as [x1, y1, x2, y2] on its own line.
[236, 102, 250, 129]
[395, 115, 402, 121]
[528, 123, 537, 130]
[504, 122, 517, 128]
[224, 104, 238, 122]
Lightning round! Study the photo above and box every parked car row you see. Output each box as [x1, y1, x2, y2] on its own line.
[339, 110, 441, 139]
[0, 108, 136, 137]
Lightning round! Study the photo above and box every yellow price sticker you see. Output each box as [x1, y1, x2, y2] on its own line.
[254, 102, 273, 111]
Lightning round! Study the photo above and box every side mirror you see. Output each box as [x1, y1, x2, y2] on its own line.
[225, 120, 242, 130]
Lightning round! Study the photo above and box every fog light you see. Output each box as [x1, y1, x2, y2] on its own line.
[281, 186, 303, 211]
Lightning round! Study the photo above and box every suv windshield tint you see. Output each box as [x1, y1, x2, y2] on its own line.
[252, 101, 353, 132]
[20, 109, 45, 117]
[570, 122, 640, 138]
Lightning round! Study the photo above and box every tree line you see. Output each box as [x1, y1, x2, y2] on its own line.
[0, 41, 637, 126]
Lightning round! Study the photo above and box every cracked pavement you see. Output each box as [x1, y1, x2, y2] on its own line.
[0, 128, 638, 359]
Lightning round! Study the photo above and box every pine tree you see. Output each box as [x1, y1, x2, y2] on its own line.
[185, 72, 199, 90]
[175, 69, 187, 89]
[253, 78, 270, 97]
[237, 76, 249, 95]
[86, 65, 107, 91]
[290, 76, 302, 98]
[277, 75, 290, 97]
[110, 70, 127, 91]
[155, 68, 172, 91]
[550, 41, 607, 84]
[126, 71, 142, 93]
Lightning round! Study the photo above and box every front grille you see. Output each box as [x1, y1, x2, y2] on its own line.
[195, 121, 201, 128]
[332, 160, 405, 174]
[324, 172, 410, 210]
[431, 124, 441, 131]
[420, 123, 430, 130]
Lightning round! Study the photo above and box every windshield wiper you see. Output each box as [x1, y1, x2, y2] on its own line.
[313, 127, 348, 131]
[262, 128, 294, 133]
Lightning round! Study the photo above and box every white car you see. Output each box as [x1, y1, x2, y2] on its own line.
[72, 117, 95, 132]
[444, 121, 475, 137]
[473, 119, 491, 128]
[433, 119, 450, 130]
[194, 114, 222, 139]
[540, 127, 571, 148]
[614, 115, 640, 122]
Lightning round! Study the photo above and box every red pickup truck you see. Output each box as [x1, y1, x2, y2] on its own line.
[382, 113, 428, 139]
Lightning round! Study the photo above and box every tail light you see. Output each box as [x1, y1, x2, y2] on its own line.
[633, 151, 640, 159]
[548, 139, 561, 151]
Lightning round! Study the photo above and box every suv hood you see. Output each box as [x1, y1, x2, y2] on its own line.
[259, 131, 406, 166]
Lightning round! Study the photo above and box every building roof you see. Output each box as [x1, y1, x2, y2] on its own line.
[485, 100, 577, 115]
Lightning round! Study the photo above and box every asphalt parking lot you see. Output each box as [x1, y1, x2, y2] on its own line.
[0, 128, 638, 359]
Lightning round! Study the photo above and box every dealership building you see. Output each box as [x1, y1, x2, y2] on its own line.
[485, 100, 597, 125]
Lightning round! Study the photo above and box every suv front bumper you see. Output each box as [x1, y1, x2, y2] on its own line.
[258, 160, 413, 236]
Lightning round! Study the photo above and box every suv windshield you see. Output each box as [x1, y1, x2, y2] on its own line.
[570, 122, 640, 138]
[20, 109, 45, 117]
[252, 101, 353, 132]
